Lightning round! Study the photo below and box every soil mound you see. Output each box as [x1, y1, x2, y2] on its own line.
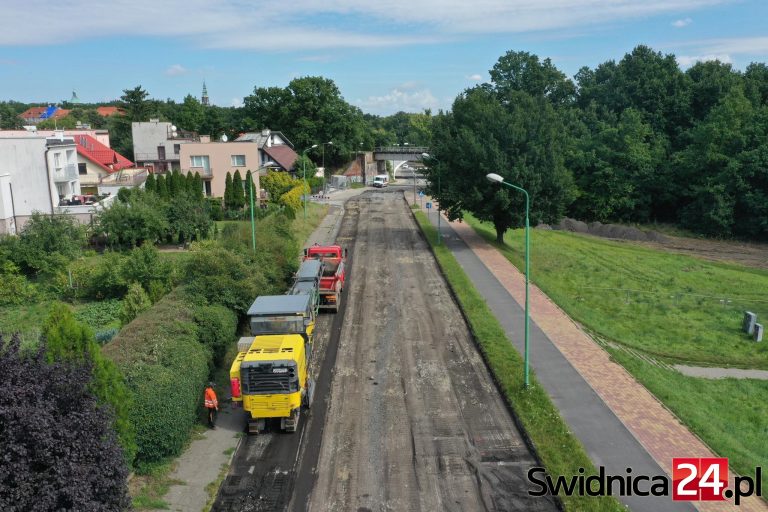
[553, 217, 668, 243]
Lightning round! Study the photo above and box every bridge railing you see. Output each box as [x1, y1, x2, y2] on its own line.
[374, 146, 429, 155]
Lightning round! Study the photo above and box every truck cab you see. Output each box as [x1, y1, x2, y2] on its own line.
[247, 294, 316, 344]
[372, 174, 389, 188]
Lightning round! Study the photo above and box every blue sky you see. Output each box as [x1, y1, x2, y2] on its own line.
[0, 0, 766, 115]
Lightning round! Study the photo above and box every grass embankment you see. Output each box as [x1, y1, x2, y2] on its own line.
[413, 211, 622, 512]
[464, 214, 768, 493]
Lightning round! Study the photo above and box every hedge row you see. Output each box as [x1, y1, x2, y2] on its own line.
[280, 182, 310, 216]
[102, 289, 235, 467]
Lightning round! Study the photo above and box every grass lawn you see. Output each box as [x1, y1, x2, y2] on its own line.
[414, 211, 622, 511]
[463, 214, 768, 492]
[215, 202, 328, 249]
[464, 214, 768, 368]
[0, 301, 55, 347]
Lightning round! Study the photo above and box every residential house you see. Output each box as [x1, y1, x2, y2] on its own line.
[96, 106, 126, 117]
[132, 119, 199, 173]
[0, 132, 81, 234]
[18, 106, 71, 125]
[234, 129, 299, 173]
[2, 128, 111, 151]
[73, 134, 135, 195]
[179, 138, 261, 197]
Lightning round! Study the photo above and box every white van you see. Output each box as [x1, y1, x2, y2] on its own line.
[372, 175, 389, 188]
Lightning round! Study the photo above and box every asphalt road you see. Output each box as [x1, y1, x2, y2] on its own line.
[307, 191, 556, 511]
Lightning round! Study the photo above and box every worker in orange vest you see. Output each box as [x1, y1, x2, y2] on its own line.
[204, 382, 219, 428]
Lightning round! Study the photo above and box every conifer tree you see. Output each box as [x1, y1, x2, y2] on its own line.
[224, 172, 233, 209]
[232, 169, 245, 209]
[144, 172, 156, 194]
[156, 174, 168, 199]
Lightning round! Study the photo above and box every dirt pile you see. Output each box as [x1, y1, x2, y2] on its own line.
[548, 218, 668, 243]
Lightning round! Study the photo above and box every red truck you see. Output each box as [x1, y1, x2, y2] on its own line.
[303, 244, 347, 313]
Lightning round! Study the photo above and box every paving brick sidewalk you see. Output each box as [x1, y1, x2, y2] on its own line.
[430, 202, 765, 512]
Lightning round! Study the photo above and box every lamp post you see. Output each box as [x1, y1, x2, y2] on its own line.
[486, 172, 531, 388]
[301, 145, 318, 220]
[422, 153, 441, 245]
[247, 161, 277, 252]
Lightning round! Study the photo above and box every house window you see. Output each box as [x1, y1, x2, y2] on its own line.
[231, 155, 246, 166]
[173, 144, 181, 155]
[78, 163, 87, 175]
[158, 146, 166, 160]
[53, 153, 61, 167]
[190, 155, 210, 168]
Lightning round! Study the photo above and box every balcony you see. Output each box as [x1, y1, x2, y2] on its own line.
[189, 166, 213, 178]
[53, 164, 78, 182]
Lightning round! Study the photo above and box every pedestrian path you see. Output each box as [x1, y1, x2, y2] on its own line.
[408, 194, 766, 512]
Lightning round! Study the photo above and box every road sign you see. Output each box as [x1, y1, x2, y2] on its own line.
[426, 202, 432, 209]
[418, 191, 424, 197]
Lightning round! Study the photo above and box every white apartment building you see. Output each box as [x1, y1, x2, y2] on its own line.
[0, 133, 81, 235]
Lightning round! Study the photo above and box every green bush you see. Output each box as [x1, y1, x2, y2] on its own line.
[42, 303, 136, 465]
[183, 241, 273, 315]
[279, 182, 309, 215]
[0, 261, 37, 306]
[260, 171, 296, 203]
[11, 213, 85, 275]
[194, 304, 238, 367]
[120, 282, 152, 325]
[95, 196, 168, 248]
[103, 290, 209, 466]
[122, 245, 173, 298]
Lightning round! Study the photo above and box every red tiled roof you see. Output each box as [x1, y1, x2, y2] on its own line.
[96, 106, 126, 117]
[75, 134, 134, 174]
[18, 106, 70, 120]
[50, 109, 70, 119]
[19, 107, 47, 119]
[263, 145, 298, 172]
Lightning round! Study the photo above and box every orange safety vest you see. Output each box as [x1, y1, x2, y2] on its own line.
[204, 387, 218, 409]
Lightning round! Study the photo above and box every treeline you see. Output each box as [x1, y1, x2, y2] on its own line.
[428, 46, 768, 240]
[1, 79, 433, 172]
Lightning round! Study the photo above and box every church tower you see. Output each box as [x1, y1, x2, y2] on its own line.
[201, 81, 209, 106]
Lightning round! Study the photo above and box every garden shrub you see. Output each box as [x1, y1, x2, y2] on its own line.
[103, 290, 209, 467]
[74, 299, 122, 330]
[11, 213, 85, 275]
[0, 334, 131, 510]
[279, 182, 309, 216]
[260, 170, 296, 203]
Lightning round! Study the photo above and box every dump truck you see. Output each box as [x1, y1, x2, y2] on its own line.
[304, 244, 347, 313]
[230, 294, 317, 433]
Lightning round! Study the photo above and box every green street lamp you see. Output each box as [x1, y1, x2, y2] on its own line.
[248, 161, 277, 252]
[302, 145, 318, 220]
[487, 172, 531, 388]
[422, 153, 441, 245]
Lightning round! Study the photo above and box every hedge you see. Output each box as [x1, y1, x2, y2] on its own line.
[103, 289, 209, 467]
[194, 303, 238, 368]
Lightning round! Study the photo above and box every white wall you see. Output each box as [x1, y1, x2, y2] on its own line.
[0, 138, 54, 218]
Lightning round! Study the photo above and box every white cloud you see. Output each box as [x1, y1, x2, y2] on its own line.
[676, 54, 731, 67]
[165, 64, 187, 76]
[671, 36, 768, 66]
[0, 0, 733, 51]
[467, 74, 483, 81]
[672, 17, 692, 27]
[231, 97, 243, 108]
[355, 87, 440, 115]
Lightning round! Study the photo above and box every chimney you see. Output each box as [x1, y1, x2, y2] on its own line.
[200, 135, 211, 143]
